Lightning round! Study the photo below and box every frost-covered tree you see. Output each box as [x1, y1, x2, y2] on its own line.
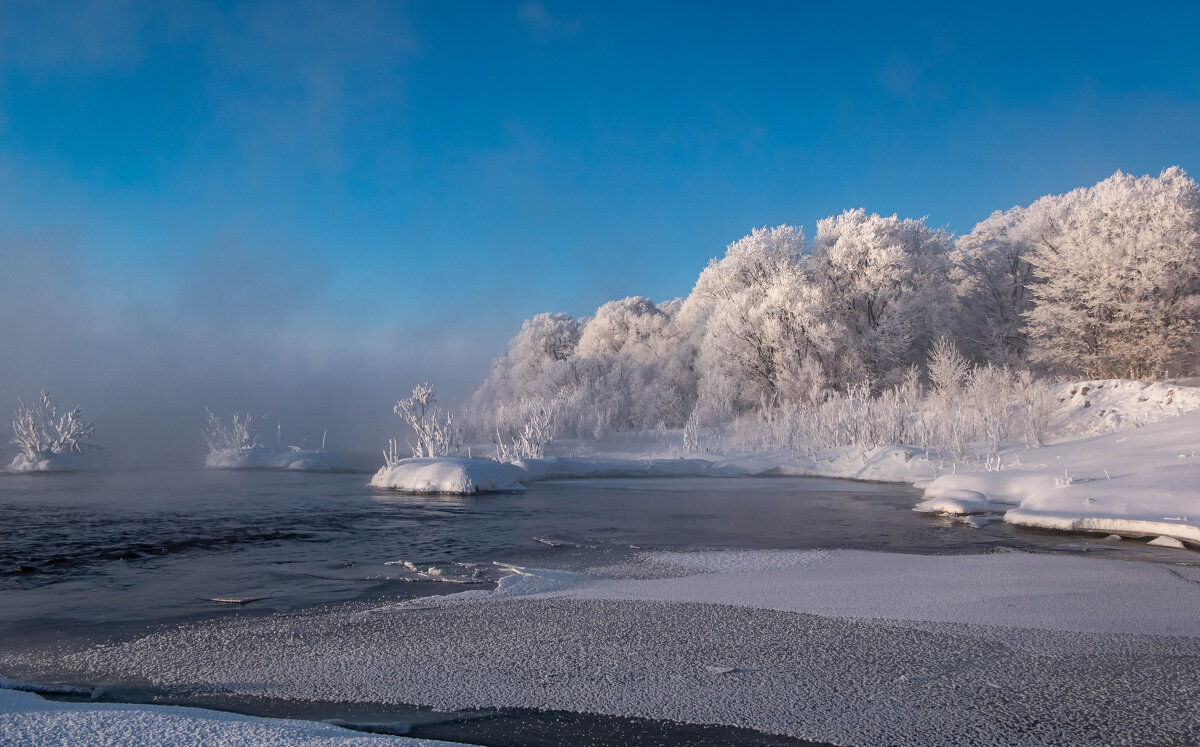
[691, 225, 833, 414]
[471, 312, 582, 416]
[203, 411, 263, 454]
[576, 296, 669, 360]
[1021, 168, 1200, 378]
[809, 209, 954, 388]
[471, 299, 697, 438]
[951, 206, 1037, 364]
[11, 391, 96, 464]
[574, 296, 695, 431]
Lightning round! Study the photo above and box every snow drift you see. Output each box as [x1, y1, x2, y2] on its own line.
[917, 404, 1200, 546]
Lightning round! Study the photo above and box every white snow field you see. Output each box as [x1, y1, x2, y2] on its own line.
[7, 548, 1198, 746]
[205, 445, 343, 471]
[1044, 379, 1200, 440]
[0, 687, 456, 746]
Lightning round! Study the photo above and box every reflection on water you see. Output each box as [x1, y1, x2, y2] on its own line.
[0, 469, 1191, 638]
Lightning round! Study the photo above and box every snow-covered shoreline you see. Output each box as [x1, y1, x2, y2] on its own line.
[372, 379, 1200, 549]
[915, 388, 1200, 545]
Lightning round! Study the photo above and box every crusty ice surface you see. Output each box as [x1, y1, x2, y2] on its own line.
[5, 549, 1199, 746]
[0, 687, 454, 746]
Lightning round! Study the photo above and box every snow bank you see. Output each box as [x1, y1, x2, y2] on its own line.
[918, 407, 1200, 546]
[369, 449, 940, 495]
[1047, 379, 1200, 441]
[370, 457, 526, 493]
[0, 687, 453, 746]
[205, 446, 342, 471]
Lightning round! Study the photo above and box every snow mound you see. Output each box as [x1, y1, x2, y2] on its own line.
[205, 446, 342, 471]
[912, 488, 998, 516]
[370, 457, 527, 493]
[1148, 536, 1186, 549]
[0, 687, 453, 746]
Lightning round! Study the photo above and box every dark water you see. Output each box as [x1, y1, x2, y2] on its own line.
[0, 469, 1190, 639]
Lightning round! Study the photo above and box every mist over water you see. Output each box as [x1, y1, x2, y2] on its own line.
[0, 242, 502, 468]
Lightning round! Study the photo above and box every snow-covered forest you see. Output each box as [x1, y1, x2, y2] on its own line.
[467, 168, 1200, 453]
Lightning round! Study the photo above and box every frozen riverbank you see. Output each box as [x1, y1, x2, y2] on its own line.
[5, 548, 1198, 746]
[917, 407, 1200, 544]
[373, 380, 1200, 549]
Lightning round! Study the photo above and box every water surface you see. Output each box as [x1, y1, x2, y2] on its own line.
[1, 469, 1190, 642]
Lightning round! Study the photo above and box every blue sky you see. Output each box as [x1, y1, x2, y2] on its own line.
[1, 0, 1198, 460]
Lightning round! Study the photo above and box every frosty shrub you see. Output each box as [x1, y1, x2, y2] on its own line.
[11, 391, 96, 461]
[733, 341, 1056, 462]
[203, 411, 263, 454]
[392, 383, 458, 460]
[493, 397, 555, 463]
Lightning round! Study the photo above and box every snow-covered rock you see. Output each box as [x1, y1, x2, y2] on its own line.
[1148, 536, 1186, 549]
[370, 457, 527, 494]
[913, 488, 998, 516]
